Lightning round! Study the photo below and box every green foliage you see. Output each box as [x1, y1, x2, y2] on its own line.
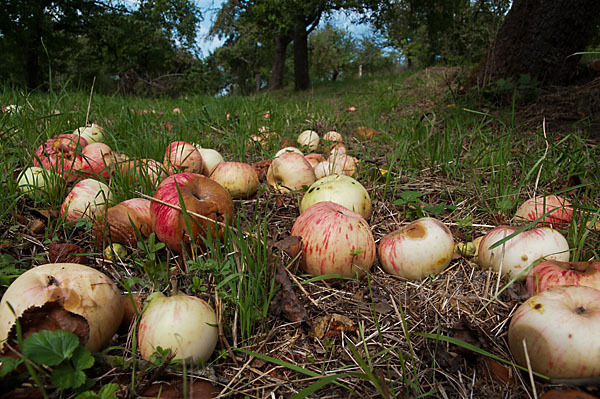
[309, 25, 356, 81]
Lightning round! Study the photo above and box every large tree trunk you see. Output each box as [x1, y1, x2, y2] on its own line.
[476, 0, 600, 87]
[268, 34, 290, 90]
[293, 19, 310, 91]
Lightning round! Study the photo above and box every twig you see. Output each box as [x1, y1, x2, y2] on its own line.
[522, 339, 538, 399]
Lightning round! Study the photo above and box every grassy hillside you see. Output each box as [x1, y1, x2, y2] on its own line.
[1, 68, 599, 398]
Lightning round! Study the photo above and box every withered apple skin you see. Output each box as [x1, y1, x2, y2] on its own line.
[93, 198, 152, 247]
[290, 201, 376, 278]
[526, 259, 600, 296]
[150, 172, 234, 253]
[34, 133, 88, 182]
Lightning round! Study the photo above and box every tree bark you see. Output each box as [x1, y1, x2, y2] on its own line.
[268, 34, 290, 90]
[476, 0, 600, 87]
[293, 19, 310, 91]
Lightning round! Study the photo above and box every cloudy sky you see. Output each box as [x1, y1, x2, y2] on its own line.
[194, 0, 375, 57]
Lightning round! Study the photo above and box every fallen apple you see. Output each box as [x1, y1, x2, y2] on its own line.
[150, 173, 235, 253]
[266, 152, 316, 193]
[274, 146, 303, 158]
[300, 174, 372, 220]
[17, 166, 59, 198]
[297, 130, 320, 151]
[196, 147, 224, 176]
[304, 153, 325, 168]
[313, 160, 344, 180]
[93, 198, 152, 247]
[508, 285, 600, 379]
[33, 133, 88, 182]
[477, 225, 570, 281]
[0, 263, 123, 353]
[322, 131, 343, 143]
[209, 161, 259, 199]
[163, 141, 203, 175]
[378, 218, 454, 280]
[138, 293, 218, 362]
[104, 243, 128, 261]
[61, 178, 113, 221]
[79, 142, 115, 179]
[290, 201, 376, 278]
[526, 259, 600, 296]
[329, 154, 358, 177]
[514, 195, 573, 226]
[118, 158, 166, 187]
[73, 123, 104, 144]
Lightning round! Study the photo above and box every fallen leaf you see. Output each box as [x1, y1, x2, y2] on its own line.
[479, 357, 515, 386]
[48, 242, 88, 265]
[140, 380, 219, 399]
[310, 314, 355, 339]
[270, 265, 308, 324]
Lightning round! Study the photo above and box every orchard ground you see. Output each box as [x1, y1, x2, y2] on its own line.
[1, 67, 600, 397]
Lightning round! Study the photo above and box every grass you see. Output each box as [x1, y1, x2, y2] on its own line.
[1, 67, 600, 397]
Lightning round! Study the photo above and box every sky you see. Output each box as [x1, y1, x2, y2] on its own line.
[194, 0, 377, 57]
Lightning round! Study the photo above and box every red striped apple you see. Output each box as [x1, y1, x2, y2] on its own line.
[79, 142, 115, 178]
[61, 178, 113, 221]
[267, 152, 316, 193]
[515, 195, 573, 226]
[33, 133, 88, 182]
[163, 141, 203, 175]
[150, 173, 234, 253]
[290, 201, 376, 278]
[526, 259, 600, 296]
[378, 218, 454, 280]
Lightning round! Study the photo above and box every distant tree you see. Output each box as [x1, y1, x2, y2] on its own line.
[309, 25, 356, 81]
[475, 0, 600, 87]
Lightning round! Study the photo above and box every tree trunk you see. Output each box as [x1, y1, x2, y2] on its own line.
[268, 34, 289, 90]
[293, 19, 310, 91]
[476, 0, 600, 87]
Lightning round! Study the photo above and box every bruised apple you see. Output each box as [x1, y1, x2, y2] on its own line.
[290, 201, 376, 277]
[477, 226, 570, 281]
[526, 259, 600, 296]
[79, 142, 115, 178]
[33, 133, 88, 182]
[61, 178, 113, 221]
[93, 198, 152, 247]
[209, 162, 259, 199]
[508, 285, 600, 379]
[150, 173, 235, 253]
[266, 152, 316, 193]
[378, 218, 454, 280]
[163, 141, 203, 175]
[0, 263, 123, 353]
[515, 195, 573, 226]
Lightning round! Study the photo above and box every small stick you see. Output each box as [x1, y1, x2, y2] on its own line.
[522, 339, 538, 399]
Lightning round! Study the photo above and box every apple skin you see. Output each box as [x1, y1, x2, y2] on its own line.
[515, 195, 573, 226]
[290, 201, 376, 278]
[313, 160, 344, 180]
[477, 225, 570, 281]
[526, 259, 600, 296]
[150, 173, 235, 253]
[33, 133, 88, 182]
[300, 174, 372, 220]
[79, 142, 115, 178]
[266, 152, 316, 193]
[163, 141, 203, 175]
[297, 130, 320, 151]
[508, 285, 600, 379]
[209, 161, 259, 199]
[93, 198, 152, 247]
[74, 123, 104, 144]
[61, 178, 113, 221]
[304, 153, 325, 169]
[196, 147, 224, 176]
[378, 218, 454, 280]
[119, 158, 166, 186]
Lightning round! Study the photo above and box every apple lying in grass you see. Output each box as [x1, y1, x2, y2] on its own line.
[304, 153, 325, 168]
[323, 131, 343, 143]
[138, 293, 217, 362]
[79, 142, 115, 178]
[274, 146, 303, 158]
[17, 166, 59, 198]
[33, 133, 88, 182]
[163, 141, 203, 175]
[0, 263, 123, 353]
[330, 154, 358, 177]
[313, 160, 344, 180]
[514, 195, 573, 226]
[300, 174, 372, 220]
[297, 130, 320, 151]
[210, 162, 259, 199]
[73, 123, 104, 144]
[477, 225, 570, 281]
[526, 259, 600, 296]
[508, 285, 600, 379]
[118, 158, 166, 186]
[150, 173, 235, 253]
[61, 178, 113, 221]
[290, 201, 376, 278]
[378, 218, 454, 280]
[195, 147, 224, 176]
[93, 198, 152, 247]
[267, 152, 316, 193]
